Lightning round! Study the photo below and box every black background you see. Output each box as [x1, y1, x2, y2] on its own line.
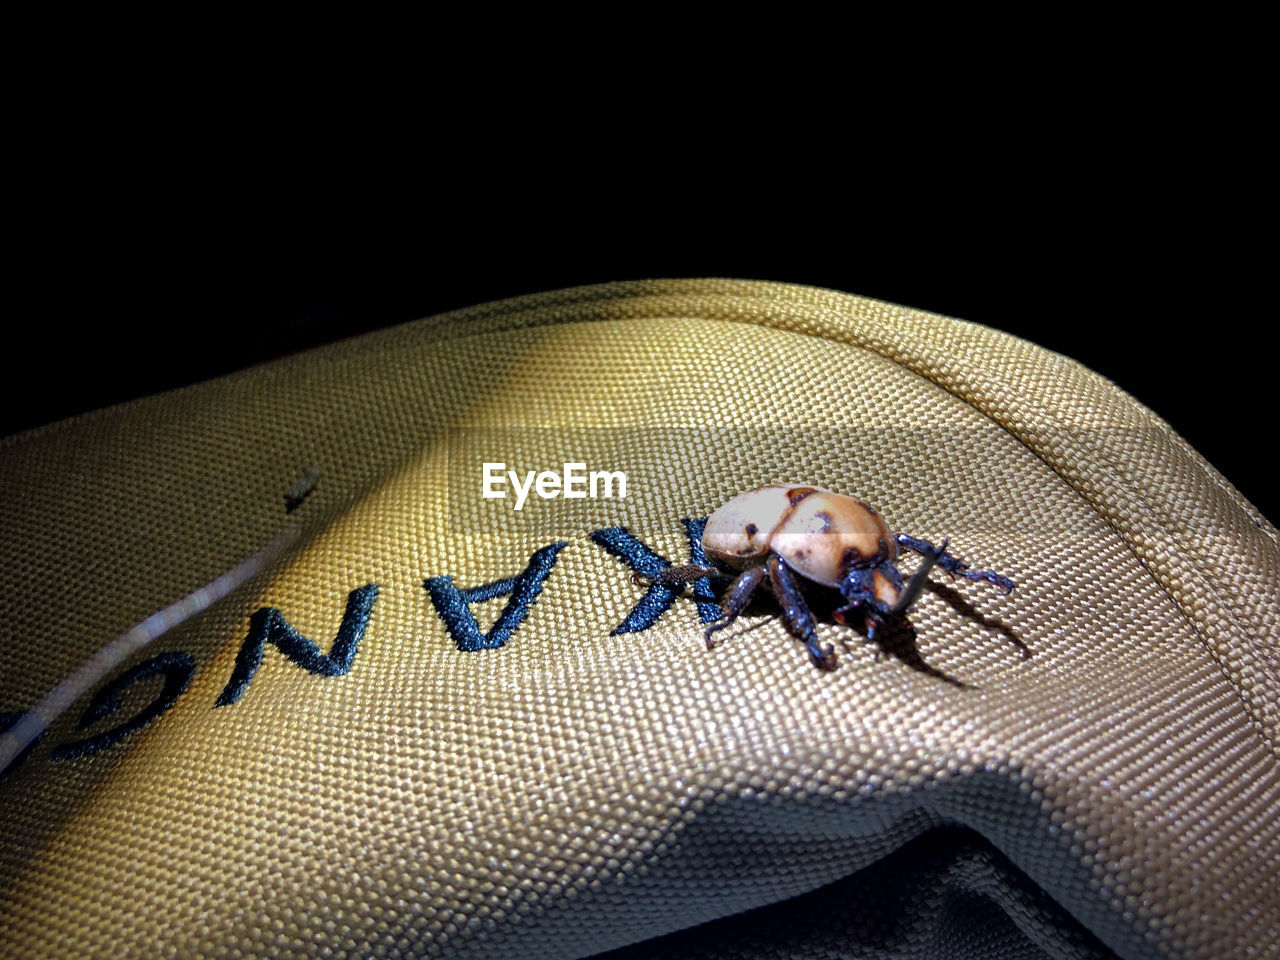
[6, 8, 1268, 523]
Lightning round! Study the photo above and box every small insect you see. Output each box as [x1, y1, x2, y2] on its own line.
[650, 485, 1015, 671]
[284, 466, 321, 514]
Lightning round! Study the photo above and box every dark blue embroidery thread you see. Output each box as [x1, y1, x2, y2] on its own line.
[590, 518, 719, 634]
[425, 542, 567, 652]
[50, 651, 196, 761]
[215, 584, 380, 707]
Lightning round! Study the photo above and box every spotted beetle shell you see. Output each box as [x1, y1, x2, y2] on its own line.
[702, 485, 895, 589]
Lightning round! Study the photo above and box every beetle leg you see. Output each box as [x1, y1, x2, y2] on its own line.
[703, 566, 767, 649]
[894, 533, 1015, 595]
[766, 555, 837, 671]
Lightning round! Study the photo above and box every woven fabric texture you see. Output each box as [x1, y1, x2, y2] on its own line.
[0, 279, 1275, 959]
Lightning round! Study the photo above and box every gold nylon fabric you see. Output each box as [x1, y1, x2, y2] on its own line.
[0, 279, 1276, 959]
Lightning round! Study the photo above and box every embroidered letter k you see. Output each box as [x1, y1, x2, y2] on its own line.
[590, 518, 720, 634]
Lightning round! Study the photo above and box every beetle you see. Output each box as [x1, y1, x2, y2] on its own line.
[649, 485, 1015, 671]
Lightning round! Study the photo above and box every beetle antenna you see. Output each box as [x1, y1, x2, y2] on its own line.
[888, 537, 947, 616]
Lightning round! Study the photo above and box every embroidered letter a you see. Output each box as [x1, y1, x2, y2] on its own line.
[425, 542, 566, 651]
